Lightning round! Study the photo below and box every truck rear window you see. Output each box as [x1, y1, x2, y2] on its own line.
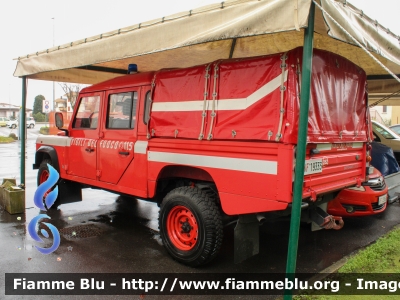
[107, 91, 138, 129]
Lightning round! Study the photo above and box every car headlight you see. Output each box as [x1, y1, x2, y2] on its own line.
[368, 166, 374, 175]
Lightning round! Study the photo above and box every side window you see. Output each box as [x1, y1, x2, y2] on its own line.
[107, 91, 138, 129]
[143, 91, 151, 125]
[72, 96, 100, 129]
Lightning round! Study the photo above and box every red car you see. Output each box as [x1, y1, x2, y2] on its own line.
[327, 168, 388, 217]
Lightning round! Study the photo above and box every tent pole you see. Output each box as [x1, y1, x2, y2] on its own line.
[284, 2, 315, 299]
[20, 76, 27, 186]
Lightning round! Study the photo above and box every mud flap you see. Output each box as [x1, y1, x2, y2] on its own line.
[310, 205, 344, 231]
[234, 214, 259, 264]
[58, 179, 82, 204]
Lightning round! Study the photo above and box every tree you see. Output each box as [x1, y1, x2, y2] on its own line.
[33, 112, 46, 122]
[59, 83, 81, 109]
[33, 95, 45, 115]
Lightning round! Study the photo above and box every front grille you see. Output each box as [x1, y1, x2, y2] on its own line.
[370, 181, 386, 191]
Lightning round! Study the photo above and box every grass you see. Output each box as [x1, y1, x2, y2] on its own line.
[293, 226, 400, 300]
[39, 126, 49, 135]
[338, 228, 400, 273]
[0, 136, 15, 143]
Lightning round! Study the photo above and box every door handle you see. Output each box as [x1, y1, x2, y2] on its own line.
[119, 151, 130, 155]
[85, 148, 94, 153]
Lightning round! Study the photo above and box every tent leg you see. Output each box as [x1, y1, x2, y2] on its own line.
[20, 76, 27, 186]
[284, 3, 315, 299]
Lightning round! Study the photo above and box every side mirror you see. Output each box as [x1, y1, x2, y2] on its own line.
[55, 112, 64, 128]
[55, 112, 68, 136]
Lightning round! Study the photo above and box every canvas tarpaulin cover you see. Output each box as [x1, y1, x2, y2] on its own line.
[149, 47, 368, 143]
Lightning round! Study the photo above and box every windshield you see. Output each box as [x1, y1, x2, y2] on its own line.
[373, 122, 398, 140]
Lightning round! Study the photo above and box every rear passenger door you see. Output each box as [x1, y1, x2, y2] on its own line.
[97, 88, 139, 184]
[68, 93, 101, 180]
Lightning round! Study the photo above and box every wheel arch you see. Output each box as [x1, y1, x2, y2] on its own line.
[152, 165, 218, 204]
[33, 146, 60, 172]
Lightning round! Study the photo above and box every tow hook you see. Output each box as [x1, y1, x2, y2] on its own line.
[310, 207, 344, 230]
[321, 215, 344, 230]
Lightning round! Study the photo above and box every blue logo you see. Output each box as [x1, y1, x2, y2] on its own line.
[28, 164, 61, 254]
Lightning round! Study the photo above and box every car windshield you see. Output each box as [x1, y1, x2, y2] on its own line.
[390, 126, 400, 135]
[373, 122, 397, 139]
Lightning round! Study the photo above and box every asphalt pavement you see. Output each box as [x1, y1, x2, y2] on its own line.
[1, 126, 400, 299]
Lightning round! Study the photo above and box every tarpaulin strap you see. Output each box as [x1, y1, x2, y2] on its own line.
[199, 63, 212, 140]
[147, 72, 158, 139]
[321, 215, 344, 230]
[207, 61, 221, 140]
[296, 58, 301, 94]
[275, 52, 288, 142]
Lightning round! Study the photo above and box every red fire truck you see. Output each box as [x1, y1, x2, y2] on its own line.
[34, 47, 371, 266]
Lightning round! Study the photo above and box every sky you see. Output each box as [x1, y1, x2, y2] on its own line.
[0, 0, 399, 110]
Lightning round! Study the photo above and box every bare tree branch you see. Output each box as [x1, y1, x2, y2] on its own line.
[58, 83, 82, 109]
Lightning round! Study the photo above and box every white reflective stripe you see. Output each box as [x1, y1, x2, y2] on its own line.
[151, 71, 287, 112]
[36, 136, 72, 147]
[148, 151, 277, 175]
[316, 143, 332, 151]
[134, 141, 148, 154]
[152, 100, 204, 112]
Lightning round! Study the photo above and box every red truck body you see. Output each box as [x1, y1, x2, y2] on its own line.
[34, 47, 370, 266]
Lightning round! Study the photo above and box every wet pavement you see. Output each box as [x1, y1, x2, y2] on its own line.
[1, 126, 400, 299]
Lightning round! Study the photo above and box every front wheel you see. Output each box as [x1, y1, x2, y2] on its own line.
[11, 124, 16, 129]
[159, 186, 223, 267]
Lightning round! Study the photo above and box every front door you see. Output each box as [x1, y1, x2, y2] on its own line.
[97, 88, 140, 184]
[67, 93, 101, 180]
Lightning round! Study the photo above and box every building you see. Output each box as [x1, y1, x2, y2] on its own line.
[0, 103, 32, 119]
[55, 93, 76, 113]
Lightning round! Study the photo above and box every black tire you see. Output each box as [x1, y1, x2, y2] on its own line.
[159, 186, 223, 267]
[37, 159, 60, 210]
[11, 124, 16, 129]
[29, 124, 34, 129]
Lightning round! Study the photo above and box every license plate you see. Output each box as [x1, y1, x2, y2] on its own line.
[304, 159, 323, 175]
[378, 194, 387, 205]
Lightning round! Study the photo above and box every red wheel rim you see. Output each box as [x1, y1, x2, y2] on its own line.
[40, 169, 49, 184]
[166, 205, 198, 250]
[39, 169, 50, 198]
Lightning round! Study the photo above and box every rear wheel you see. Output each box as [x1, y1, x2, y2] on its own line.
[159, 186, 223, 267]
[29, 124, 34, 129]
[37, 159, 60, 210]
[11, 124, 16, 129]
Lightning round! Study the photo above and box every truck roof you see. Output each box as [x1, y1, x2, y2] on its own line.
[81, 71, 155, 93]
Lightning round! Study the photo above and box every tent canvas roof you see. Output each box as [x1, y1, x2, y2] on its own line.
[13, 0, 400, 101]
